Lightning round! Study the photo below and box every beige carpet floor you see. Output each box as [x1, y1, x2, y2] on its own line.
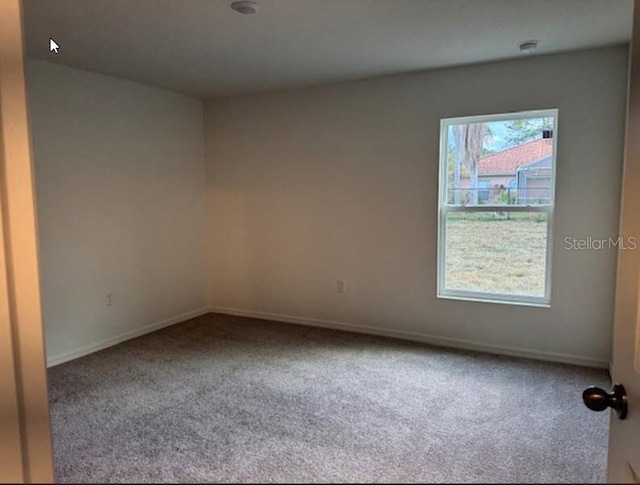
[48, 312, 609, 483]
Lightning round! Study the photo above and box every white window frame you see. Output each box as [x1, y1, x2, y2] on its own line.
[437, 109, 558, 307]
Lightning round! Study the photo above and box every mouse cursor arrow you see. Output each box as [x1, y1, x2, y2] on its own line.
[49, 38, 59, 54]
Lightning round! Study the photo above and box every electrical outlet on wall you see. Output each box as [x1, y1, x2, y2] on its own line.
[337, 279, 346, 294]
[106, 292, 115, 306]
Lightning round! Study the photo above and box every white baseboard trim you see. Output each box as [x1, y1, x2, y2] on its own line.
[46, 307, 210, 368]
[210, 306, 609, 369]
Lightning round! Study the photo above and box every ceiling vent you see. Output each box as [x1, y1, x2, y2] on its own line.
[518, 40, 539, 54]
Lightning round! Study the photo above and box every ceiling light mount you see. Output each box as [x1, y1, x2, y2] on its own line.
[518, 40, 539, 54]
[231, 1, 259, 14]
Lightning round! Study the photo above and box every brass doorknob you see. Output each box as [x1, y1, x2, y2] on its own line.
[583, 383, 627, 420]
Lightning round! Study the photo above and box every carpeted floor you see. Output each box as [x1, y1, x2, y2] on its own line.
[48, 313, 609, 483]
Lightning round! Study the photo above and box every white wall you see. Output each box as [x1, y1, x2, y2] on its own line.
[27, 59, 208, 366]
[204, 46, 629, 367]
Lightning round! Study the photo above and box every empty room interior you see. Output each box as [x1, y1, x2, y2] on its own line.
[4, 0, 640, 483]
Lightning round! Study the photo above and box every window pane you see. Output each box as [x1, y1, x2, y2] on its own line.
[445, 116, 554, 207]
[444, 211, 548, 297]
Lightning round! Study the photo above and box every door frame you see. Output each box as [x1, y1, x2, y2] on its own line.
[606, 0, 640, 481]
[0, 0, 54, 482]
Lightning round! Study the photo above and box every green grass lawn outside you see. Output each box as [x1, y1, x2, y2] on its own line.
[445, 212, 548, 297]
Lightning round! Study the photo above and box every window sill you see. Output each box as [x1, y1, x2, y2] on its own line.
[437, 292, 551, 308]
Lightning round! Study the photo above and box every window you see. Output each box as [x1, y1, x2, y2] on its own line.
[437, 109, 557, 306]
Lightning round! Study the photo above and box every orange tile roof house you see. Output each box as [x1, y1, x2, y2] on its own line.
[462, 137, 554, 204]
[479, 138, 553, 177]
